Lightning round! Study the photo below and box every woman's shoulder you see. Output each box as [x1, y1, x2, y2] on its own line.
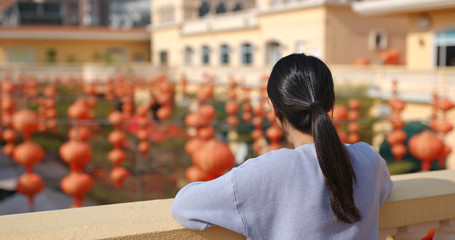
[347, 142, 381, 158]
[239, 146, 308, 166]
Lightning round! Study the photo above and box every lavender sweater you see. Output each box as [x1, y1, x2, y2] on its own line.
[171, 142, 393, 240]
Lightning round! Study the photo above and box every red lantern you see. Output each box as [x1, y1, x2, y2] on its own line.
[266, 125, 283, 142]
[12, 109, 39, 139]
[388, 98, 405, 112]
[157, 106, 172, 120]
[13, 141, 45, 171]
[331, 105, 348, 122]
[110, 167, 130, 187]
[199, 104, 215, 121]
[68, 126, 92, 142]
[185, 138, 207, 157]
[16, 173, 44, 199]
[67, 101, 89, 120]
[60, 172, 93, 207]
[192, 139, 234, 177]
[137, 141, 150, 156]
[225, 101, 239, 115]
[108, 130, 127, 148]
[185, 166, 213, 182]
[59, 140, 92, 167]
[226, 116, 239, 129]
[197, 126, 214, 140]
[108, 148, 127, 166]
[386, 129, 407, 145]
[108, 111, 124, 128]
[251, 129, 264, 140]
[391, 144, 407, 162]
[408, 130, 443, 171]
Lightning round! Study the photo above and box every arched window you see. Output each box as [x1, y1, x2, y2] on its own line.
[199, 2, 210, 17]
[232, 2, 243, 12]
[201, 45, 211, 65]
[241, 43, 253, 65]
[216, 2, 226, 14]
[266, 41, 281, 65]
[184, 46, 194, 65]
[219, 44, 230, 64]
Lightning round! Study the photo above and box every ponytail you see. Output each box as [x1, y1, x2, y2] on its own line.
[267, 53, 361, 223]
[311, 103, 361, 223]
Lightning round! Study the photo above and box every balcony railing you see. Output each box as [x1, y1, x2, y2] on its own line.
[0, 170, 454, 239]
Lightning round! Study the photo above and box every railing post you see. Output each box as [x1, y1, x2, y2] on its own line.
[434, 218, 455, 240]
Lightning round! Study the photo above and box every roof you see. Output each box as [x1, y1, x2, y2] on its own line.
[352, 0, 455, 16]
[0, 26, 151, 41]
[0, 0, 15, 9]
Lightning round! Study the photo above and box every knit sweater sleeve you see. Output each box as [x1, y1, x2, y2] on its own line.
[171, 169, 246, 235]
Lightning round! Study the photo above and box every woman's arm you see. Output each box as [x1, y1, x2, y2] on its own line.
[171, 169, 246, 235]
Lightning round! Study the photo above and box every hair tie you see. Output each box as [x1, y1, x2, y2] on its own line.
[309, 101, 321, 112]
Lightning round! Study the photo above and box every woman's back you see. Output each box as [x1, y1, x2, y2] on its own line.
[171, 142, 392, 239]
[171, 53, 393, 239]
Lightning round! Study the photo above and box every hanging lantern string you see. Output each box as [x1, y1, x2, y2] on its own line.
[2, 116, 455, 128]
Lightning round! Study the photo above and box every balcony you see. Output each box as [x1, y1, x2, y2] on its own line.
[0, 170, 454, 239]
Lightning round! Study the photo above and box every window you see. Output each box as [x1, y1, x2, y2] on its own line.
[232, 3, 243, 12]
[220, 44, 230, 65]
[295, 40, 306, 54]
[159, 50, 168, 65]
[6, 47, 36, 63]
[133, 53, 144, 62]
[436, 29, 455, 67]
[216, 3, 226, 14]
[266, 42, 281, 65]
[368, 30, 388, 50]
[241, 43, 253, 65]
[106, 48, 127, 63]
[199, 2, 210, 17]
[184, 47, 194, 65]
[270, 0, 279, 6]
[201, 45, 210, 65]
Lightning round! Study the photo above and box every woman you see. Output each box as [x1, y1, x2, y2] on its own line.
[171, 53, 393, 239]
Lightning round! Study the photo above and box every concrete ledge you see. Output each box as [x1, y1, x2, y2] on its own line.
[1, 170, 454, 240]
[379, 170, 455, 229]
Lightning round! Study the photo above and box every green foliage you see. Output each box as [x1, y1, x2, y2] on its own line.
[46, 48, 57, 63]
[66, 55, 77, 63]
[380, 121, 441, 173]
[335, 84, 378, 144]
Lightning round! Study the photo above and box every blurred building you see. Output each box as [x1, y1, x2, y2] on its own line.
[353, 0, 455, 69]
[0, 0, 151, 64]
[150, 0, 407, 69]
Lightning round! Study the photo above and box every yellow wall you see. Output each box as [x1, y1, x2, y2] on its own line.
[152, 26, 181, 67]
[407, 8, 455, 70]
[151, 4, 409, 69]
[180, 29, 262, 68]
[257, 6, 326, 63]
[326, 6, 407, 64]
[0, 39, 150, 64]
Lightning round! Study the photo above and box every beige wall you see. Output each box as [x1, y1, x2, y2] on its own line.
[0, 39, 150, 64]
[257, 6, 326, 64]
[152, 26, 181, 67]
[151, 2, 409, 69]
[326, 5, 407, 65]
[407, 8, 455, 70]
[181, 29, 262, 68]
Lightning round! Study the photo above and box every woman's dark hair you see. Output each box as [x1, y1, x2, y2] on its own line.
[267, 53, 361, 223]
